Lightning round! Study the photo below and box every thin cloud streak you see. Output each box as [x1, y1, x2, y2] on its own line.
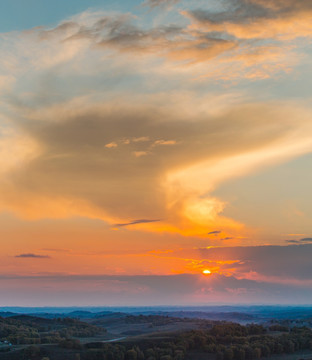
[15, 253, 51, 259]
[142, 0, 180, 8]
[114, 219, 161, 227]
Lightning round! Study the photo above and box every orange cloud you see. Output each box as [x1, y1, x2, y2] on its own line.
[0, 8, 312, 241]
[185, 0, 312, 40]
[1, 97, 312, 240]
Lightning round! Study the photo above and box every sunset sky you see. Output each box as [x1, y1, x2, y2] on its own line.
[0, 0, 312, 306]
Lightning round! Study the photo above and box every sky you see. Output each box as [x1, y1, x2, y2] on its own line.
[0, 0, 312, 306]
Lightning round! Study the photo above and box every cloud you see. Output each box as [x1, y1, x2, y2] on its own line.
[179, 0, 311, 78]
[34, 11, 236, 66]
[197, 244, 312, 281]
[0, 4, 311, 306]
[208, 231, 221, 235]
[133, 137, 150, 142]
[186, 0, 312, 40]
[41, 248, 71, 253]
[15, 253, 51, 259]
[286, 238, 312, 244]
[114, 219, 161, 227]
[142, 0, 180, 9]
[134, 151, 149, 157]
[0, 10, 312, 238]
[153, 139, 177, 146]
[0, 272, 312, 306]
[92, 17, 236, 65]
[105, 142, 118, 148]
[1, 97, 312, 236]
[2, 7, 303, 81]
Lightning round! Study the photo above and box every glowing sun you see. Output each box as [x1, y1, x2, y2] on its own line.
[202, 269, 211, 275]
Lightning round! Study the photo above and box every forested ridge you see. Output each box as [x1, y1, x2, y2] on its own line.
[0, 315, 104, 345]
[0, 315, 312, 360]
[82, 323, 312, 360]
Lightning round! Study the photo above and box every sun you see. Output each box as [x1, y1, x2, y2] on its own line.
[202, 269, 211, 275]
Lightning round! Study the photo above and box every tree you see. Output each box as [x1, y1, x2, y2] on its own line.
[224, 348, 234, 360]
[126, 349, 138, 360]
[252, 347, 261, 359]
[233, 347, 245, 360]
[24, 345, 40, 358]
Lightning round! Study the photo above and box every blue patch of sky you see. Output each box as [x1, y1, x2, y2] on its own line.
[0, 0, 141, 32]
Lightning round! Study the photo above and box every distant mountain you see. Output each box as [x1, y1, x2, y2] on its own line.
[0, 312, 17, 318]
[1, 305, 312, 323]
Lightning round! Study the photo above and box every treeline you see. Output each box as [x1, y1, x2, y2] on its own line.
[0, 316, 104, 345]
[3, 318, 312, 360]
[81, 323, 312, 360]
[125, 315, 184, 327]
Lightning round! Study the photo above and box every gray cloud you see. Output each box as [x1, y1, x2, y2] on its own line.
[0, 273, 311, 306]
[56, 13, 236, 64]
[114, 219, 161, 227]
[198, 244, 312, 280]
[208, 231, 221, 235]
[142, 0, 180, 8]
[286, 238, 312, 244]
[15, 253, 51, 259]
[186, 0, 312, 40]
[16, 6, 299, 80]
[188, 2, 270, 25]
[188, 0, 312, 25]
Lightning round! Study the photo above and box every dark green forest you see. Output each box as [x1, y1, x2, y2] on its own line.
[0, 315, 104, 345]
[1, 315, 312, 360]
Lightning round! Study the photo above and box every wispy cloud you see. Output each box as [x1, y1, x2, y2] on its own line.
[114, 219, 161, 227]
[133, 137, 150, 143]
[142, 0, 180, 9]
[286, 238, 312, 244]
[15, 253, 51, 259]
[133, 151, 149, 158]
[105, 142, 118, 148]
[186, 0, 312, 40]
[41, 248, 71, 253]
[153, 139, 177, 146]
[208, 231, 221, 235]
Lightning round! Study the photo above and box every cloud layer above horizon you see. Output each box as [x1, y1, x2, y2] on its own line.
[2, 245, 312, 306]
